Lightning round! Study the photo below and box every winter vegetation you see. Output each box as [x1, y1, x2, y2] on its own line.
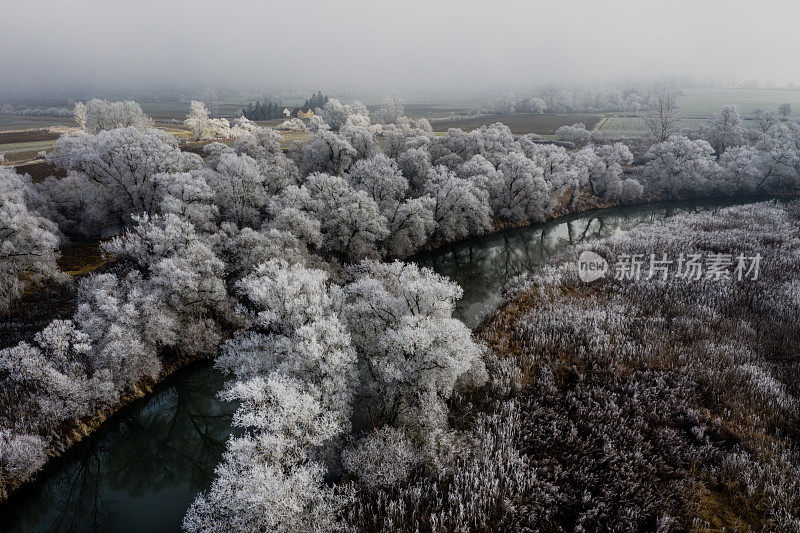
[0, 104, 73, 118]
[475, 201, 800, 530]
[2, 94, 800, 528]
[185, 101, 255, 141]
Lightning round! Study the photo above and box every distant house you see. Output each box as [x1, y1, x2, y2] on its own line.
[282, 108, 291, 118]
[295, 107, 314, 119]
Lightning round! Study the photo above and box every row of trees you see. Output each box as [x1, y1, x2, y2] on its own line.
[242, 100, 285, 121]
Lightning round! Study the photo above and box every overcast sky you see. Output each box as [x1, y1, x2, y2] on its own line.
[3, 0, 800, 97]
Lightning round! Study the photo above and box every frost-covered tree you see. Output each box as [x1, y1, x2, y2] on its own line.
[644, 91, 680, 141]
[749, 124, 800, 190]
[339, 125, 380, 161]
[304, 173, 388, 261]
[779, 102, 792, 120]
[346, 154, 408, 213]
[185, 100, 239, 141]
[45, 127, 202, 234]
[100, 213, 228, 358]
[318, 99, 370, 131]
[396, 147, 433, 191]
[233, 126, 282, 160]
[342, 260, 487, 436]
[183, 375, 349, 533]
[753, 109, 778, 134]
[424, 166, 492, 243]
[74, 272, 172, 392]
[185, 260, 358, 532]
[555, 123, 591, 146]
[103, 213, 228, 327]
[77, 99, 154, 133]
[384, 196, 436, 258]
[294, 129, 357, 176]
[0, 167, 62, 312]
[379, 93, 405, 125]
[491, 152, 551, 222]
[488, 91, 517, 114]
[0, 319, 118, 432]
[644, 135, 720, 196]
[572, 142, 641, 202]
[528, 97, 547, 114]
[202, 153, 272, 228]
[217, 259, 357, 421]
[153, 171, 219, 232]
[705, 105, 745, 157]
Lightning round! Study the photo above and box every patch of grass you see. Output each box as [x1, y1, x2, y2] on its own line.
[57, 241, 111, 276]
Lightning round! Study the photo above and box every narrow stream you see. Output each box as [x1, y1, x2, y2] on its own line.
[1, 198, 758, 532]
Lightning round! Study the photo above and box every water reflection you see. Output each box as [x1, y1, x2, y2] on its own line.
[2, 364, 234, 533]
[1, 198, 753, 532]
[413, 199, 748, 323]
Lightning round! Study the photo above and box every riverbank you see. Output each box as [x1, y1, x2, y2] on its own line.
[473, 201, 800, 529]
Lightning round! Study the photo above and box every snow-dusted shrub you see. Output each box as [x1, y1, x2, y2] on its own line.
[44, 127, 202, 234]
[276, 118, 307, 132]
[304, 173, 388, 261]
[0, 167, 62, 312]
[643, 135, 721, 197]
[343, 427, 417, 489]
[424, 166, 492, 244]
[554, 122, 591, 145]
[292, 128, 357, 176]
[342, 260, 487, 437]
[76, 99, 154, 133]
[184, 100, 245, 141]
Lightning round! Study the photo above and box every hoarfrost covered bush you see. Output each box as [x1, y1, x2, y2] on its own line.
[185, 260, 357, 532]
[424, 166, 492, 244]
[342, 427, 417, 488]
[43, 127, 202, 235]
[643, 134, 720, 196]
[276, 117, 307, 132]
[342, 260, 487, 437]
[185, 100, 250, 141]
[75, 99, 154, 133]
[0, 167, 62, 312]
[304, 173, 388, 261]
[293, 128, 357, 176]
[705, 104, 746, 156]
[554, 122, 591, 145]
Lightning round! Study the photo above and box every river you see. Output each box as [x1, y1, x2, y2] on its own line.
[0, 198, 758, 532]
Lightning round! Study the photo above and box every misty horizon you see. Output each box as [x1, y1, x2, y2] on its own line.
[3, 0, 800, 99]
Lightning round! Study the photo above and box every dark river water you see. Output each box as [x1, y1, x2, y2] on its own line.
[0, 198, 757, 532]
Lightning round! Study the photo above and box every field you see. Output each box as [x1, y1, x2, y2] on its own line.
[592, 116, 711, 139]
[678, 87, 800, 118]
[0, 115, 75, 132]
[431, 112, 602, 135]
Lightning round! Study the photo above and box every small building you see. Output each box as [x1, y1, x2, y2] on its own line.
[296, 107, 314, 119]
[282, 108, 291, 118]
